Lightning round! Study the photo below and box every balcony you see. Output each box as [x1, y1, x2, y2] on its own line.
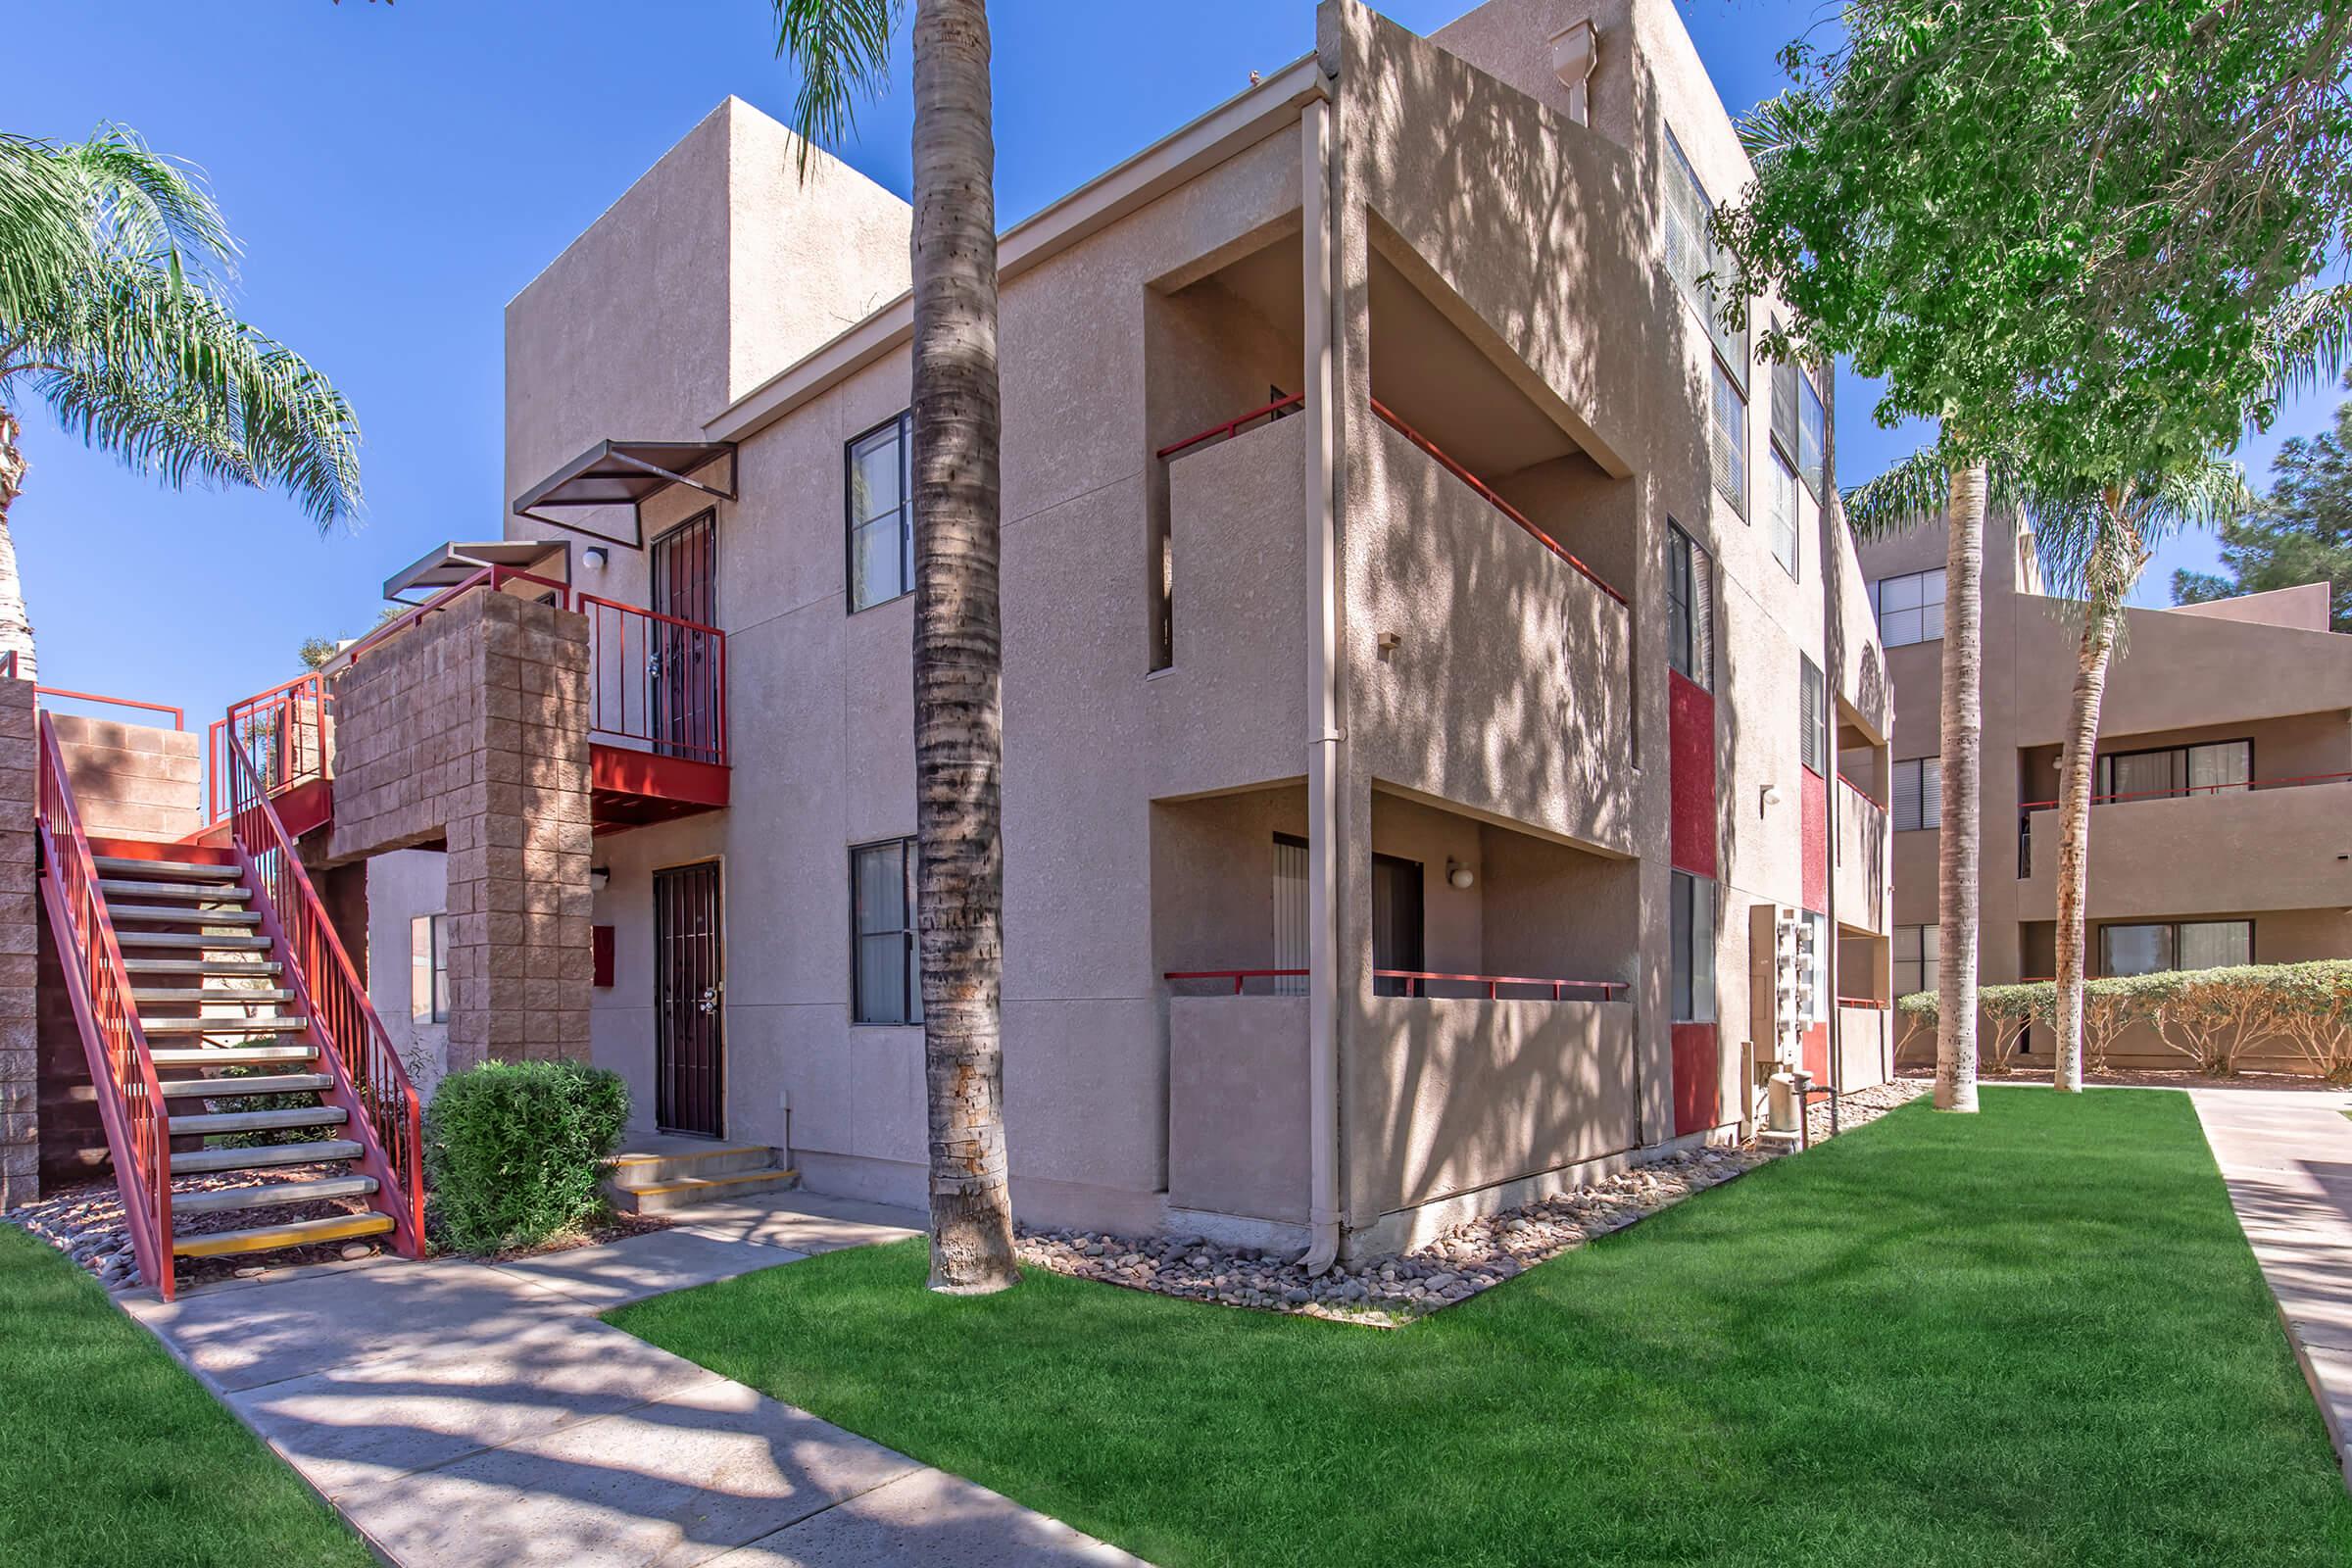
[1835, 773, 1889, 934]
[214, 565, 729, 840]
[2016, 771, 2352, 915]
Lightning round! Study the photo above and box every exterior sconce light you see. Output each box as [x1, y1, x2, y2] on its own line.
[1760, 784, 1784, 814]
[589, 865, 611, 893]
[1447, 858, 1476, 891]
[582, 546, 610, 571]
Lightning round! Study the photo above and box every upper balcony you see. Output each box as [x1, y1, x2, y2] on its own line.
[2016, 768, 2352, 915]
[212, 563, 729, 842]
[1835, 771, 1889, 934]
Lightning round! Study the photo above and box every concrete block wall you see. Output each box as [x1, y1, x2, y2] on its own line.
[0, 681, 34, 1207]
[50, 712, 202, 842]
[327, 591, 594, 1073]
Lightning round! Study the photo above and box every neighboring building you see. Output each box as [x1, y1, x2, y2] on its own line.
[1859, 514, 2352, 1071]
[14, 0, 1895, 1280]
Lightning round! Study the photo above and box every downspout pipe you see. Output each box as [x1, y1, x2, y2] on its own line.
[1300, 94, 1342, 1276]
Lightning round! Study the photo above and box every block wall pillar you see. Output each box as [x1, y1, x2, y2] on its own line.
[0, 680, 39, 1207]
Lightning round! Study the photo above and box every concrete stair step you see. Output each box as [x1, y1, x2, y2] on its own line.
[172, 1174, 378, 1216]
[604, 1165, 800, 1215]
[149, 1043, 316, 1067]
[96, 879, 251, 904]
[171, 1138, 362, 1174]
[122, 956, 282, 976]
[172, 1210, 392, 1259]
[104, 904, 263, 926]
[170, 1103, 347, 1138]
[114, 932, 272, 951]
[156, 1072, 330, 1099]
[603, 1142, 781, 1187]
[93, 857, 241, 882]
[141, 1014, 309, 1035]
[132, 987, 295, 1004]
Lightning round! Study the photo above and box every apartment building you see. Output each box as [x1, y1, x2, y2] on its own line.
[13, 0, 1894, 1284]
[1859, 515, 2352, 1070]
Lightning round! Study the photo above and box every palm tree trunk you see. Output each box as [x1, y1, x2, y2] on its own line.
[0, 401, 36, 681]
[1936, 458, 1984, 1112]
[2051, 598, 2118, 1094]
[909, 0, 1017, 1294]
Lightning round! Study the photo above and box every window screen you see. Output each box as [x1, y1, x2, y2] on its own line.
[847, 413, 914, 612]
[852, 838, 922, 1024]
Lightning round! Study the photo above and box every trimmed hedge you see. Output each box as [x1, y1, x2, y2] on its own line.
[423, 1060, 630, 1253]
[1898, 959, 2352, 1079]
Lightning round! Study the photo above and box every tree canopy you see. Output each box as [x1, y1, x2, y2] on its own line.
[2175, 376, 2352, 630]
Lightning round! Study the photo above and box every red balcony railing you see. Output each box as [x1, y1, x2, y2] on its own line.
[1164, 968, 1309, 995]
[1375, 969, 1629, 1001]
[1155, 393, 1305, 461]
[210, 671, 331, 822]
[34, 710, 172, 1294]
[578, 593, 728, 766]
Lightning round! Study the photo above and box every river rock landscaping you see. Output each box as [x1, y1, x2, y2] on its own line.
[1017, 1077, 1930, 1323]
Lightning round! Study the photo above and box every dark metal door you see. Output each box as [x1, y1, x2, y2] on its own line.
[1371, 854, 1424, 997]
[650, 512, 718, 760]
[654, 861, 724, 1136]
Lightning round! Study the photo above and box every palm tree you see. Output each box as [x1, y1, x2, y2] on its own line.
[0, 127, 362, 677]
[769, 0, 1018, 1293]
[1848, 450, 1989, 1113]
[2034, 465, 2250, 1092]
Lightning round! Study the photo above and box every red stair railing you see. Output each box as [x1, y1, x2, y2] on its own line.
[211, 671, 331, 823]
[34, 711, 172, 1295]
[225, 740, 426, 1256]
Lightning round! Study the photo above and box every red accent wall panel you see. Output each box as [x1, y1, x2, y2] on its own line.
[592, 924, 615, 989]
[1672, 1022, 1721, 1136]
[1800, 767, 1828, 912]
[1669, 670, 1717, 876]
[1802, 1021, 1830, 1083]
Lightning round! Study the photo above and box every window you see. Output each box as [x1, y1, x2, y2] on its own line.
[410, 913, 449, 1025]
[1371, 854, 1426, 998]
[1666, 522, 1714, 689]
[846, 412, 914, 612]
[1799, 657, 1828, 775]
[1797, 374, 1827, 499]
[1892, 758, 1941, 831]
[1873, 567, 1945, 647]
[1894, 924, 1938, 997]
[1664, 130, 1746, 385]
[1271, 834, 1309, 996]
[1711, 361, 1747, 517]
[1801, 909, 1830, 1023]
[1768, 451, 1800, 579]
[852, 838, 923, 1024]
[1671, 870, 1716, 1022]
[2099, 919, 2253, 977]
[2097, 740, 2252, 801]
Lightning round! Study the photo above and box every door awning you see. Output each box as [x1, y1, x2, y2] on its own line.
[382, 539, 569, 604]
[511, 440, 737, 550]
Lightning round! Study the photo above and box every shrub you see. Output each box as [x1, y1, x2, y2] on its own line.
[2273, 961, 2352, 1084]
[1977, 984, 2043, 1075]
[423, 1060, 630, 1254]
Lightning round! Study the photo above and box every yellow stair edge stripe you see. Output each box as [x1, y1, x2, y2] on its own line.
[173, 1212, 394, 1258]
[605, 1146, 771, 1168]
[621, 1168, 797, 1199]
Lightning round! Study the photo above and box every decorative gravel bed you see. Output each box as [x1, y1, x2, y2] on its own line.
[1017, 1077, 1933, 1325]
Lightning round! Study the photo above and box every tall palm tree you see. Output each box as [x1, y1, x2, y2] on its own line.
[1848, 449, 1989, 1112]
[769, 0, 1018, 1293]
[0, 127, 362, 677]
[2034, 465, 2250, 1091]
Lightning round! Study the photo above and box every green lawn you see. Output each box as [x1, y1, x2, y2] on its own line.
[612, 1089, 2352, 1567]
[0, 1224, 372, 1568]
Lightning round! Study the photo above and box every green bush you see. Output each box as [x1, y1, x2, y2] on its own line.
[423, 1061, 630, 1254]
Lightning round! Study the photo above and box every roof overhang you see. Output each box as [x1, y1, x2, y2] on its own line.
[382, 539, 570, 603]
[511, 439, 737, 550]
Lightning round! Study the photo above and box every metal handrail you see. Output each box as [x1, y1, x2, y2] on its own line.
[1837, 996, 1892, 1009]
[1154, 394, 1304, 461]
[1837, 772, 1885, 809]
[342, 564, 575, 665]
[35, 710, 173, 1296]
[1376, 969, 1628, 1001]
[213, 672, 332, 822]
[1369, 397, 1629, 608]
[1164, 968, 1309, 994]
[576, 592, 729, 766]
[225, 740, 426, 1257]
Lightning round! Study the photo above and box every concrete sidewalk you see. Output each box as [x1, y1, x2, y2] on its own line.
[123, 1191, 1146, 1567]
[2191, 1085, 2352, 1487]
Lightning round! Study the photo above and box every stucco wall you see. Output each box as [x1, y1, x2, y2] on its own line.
[368, 849, 451, 1100]
[1168, 995, 1309, 1226]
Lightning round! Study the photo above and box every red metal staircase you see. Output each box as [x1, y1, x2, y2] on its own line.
[35, 710, 423, 1299]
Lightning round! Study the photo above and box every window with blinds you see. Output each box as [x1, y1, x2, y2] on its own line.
[1799, 657, 1827, 775]
[1711, 361, 1746, 516]
[1892, 758, 1941, 830]
[2098, 919, 2252, 977]
[1671, 869, 1716, 1022]
[1665, 128, 1747, 386]
[1894, 924, 1938, 996]
[2096, 739, 2252, 801]
[1271, 834, 1309, 996]
[1873, 567, 1945, 646]
[1768, 451, 1800, 579]
[1667, 522, 1714, 689]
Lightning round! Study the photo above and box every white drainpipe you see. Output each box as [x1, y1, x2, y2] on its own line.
[1300, 95, 1343, 1276]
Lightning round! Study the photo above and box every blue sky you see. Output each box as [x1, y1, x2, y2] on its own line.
[11, 0, 2339, 733]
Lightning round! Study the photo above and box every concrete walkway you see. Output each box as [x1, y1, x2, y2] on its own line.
[2191, 1085, 2352, 1486]
[123, 1191, 1146, 1567]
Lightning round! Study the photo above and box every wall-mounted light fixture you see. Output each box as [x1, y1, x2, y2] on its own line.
[1760, 783, 1784, 816]
[589, 865, 611, 893]
[582, 546, 610, 571]
[1446, 858, 1476, 891]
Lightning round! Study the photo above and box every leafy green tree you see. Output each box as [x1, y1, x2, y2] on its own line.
[1726, 0, 2351, 1111]
[2175, 379, 2352, 632]
[0, 127, 362, 679]
[767, 0, 1018, 1293]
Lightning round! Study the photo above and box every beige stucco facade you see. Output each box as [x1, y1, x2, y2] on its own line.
[1859, 515, 2352, 1072]
[334, 0, 1889, 1255]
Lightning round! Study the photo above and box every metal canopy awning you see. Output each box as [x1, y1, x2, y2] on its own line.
[510, 439, 737, 550]
[382, 539, 568, 603]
